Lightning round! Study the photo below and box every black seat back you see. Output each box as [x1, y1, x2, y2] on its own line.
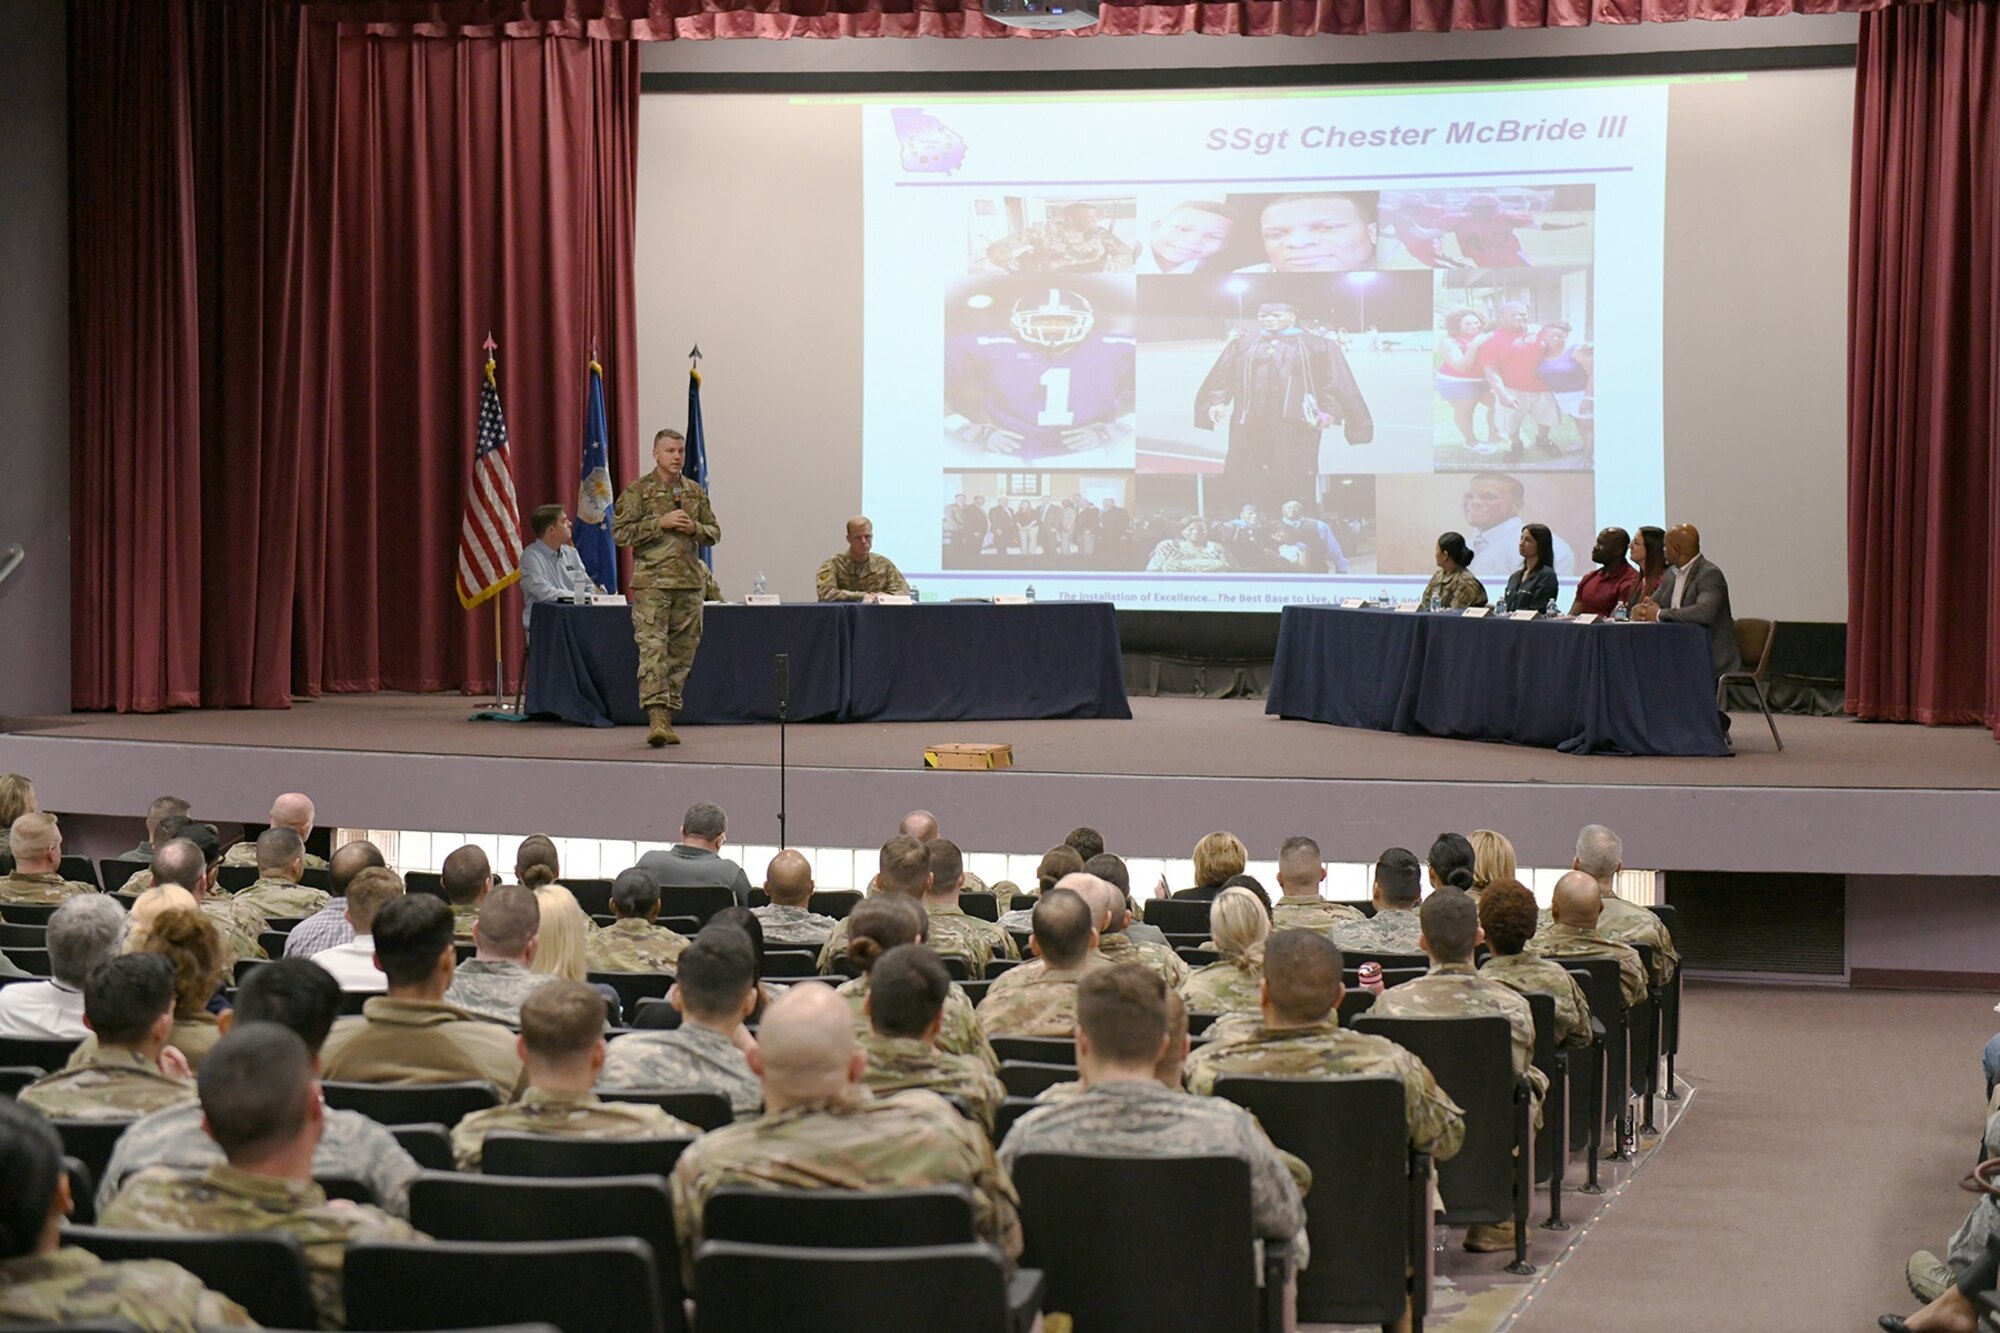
[57, 857, 100, 890]
[49, 1119, 131, 1190]
[321, 1079, 499, 1126]
[958, 894, 999, 923]
[994, 1096, 1039, 1145]
[0, 922, 47, 947]
[344, 1236, 665, 1333]
[64, 1225, 317, 1329]
[1563, 958, 1632, 1128]
[998, 1061, 1073, 1098]
[703, 1184, 976, 1248]
[1523, 990, 1568, 1183]
[482, 1132, 697, 1179]
[3, 947, 51, 976]
[590, 971, 675, 1013]
[1353, 1014, 1523, 1226]
[217, 864, 259, 892]
[98, 858, 148, 893]
[388, 1122, 455, 1172]
[988, 1035, 1074, 1066]
[693, 1240, 1021, 1333]
[597, 1087, 734, 1130]
[1012, 1152, 1258, 1332]
[1336, 988, 1376, 1028]
[0, 903, 58, 926]
[760, 949, 817, 978]
[562, 879, 615, 916]
[0, 1065, 45, 1096]
[0, 1035, 82, 1070]
[1141, 899, 1213, 934]
[809, 889, 863, 919]
[655, 885, 735, 927]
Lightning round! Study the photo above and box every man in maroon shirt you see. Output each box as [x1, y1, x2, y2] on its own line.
[1475, 304, 1559, 460]
[1569, 527, 1640, 617]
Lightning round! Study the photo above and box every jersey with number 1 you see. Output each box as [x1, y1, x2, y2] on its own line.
[946, 330, 1134, 460]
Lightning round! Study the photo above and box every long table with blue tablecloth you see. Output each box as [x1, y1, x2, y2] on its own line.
[1265, 605, 1731, 756]
[525, 600, 1132, 727]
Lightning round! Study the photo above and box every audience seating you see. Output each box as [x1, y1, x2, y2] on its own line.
[1187, 1011, 1220, 1036]
[630, 997, 677, 1028]
[0, 1065, 45, 1096]
[1215, 1075, 1433, 1330]
[958, 894, 1000, 923]
[561, 879, 614, 916]
[1142, 900, 1215, 934]
[1718, 616, 1783, 751]
[0, 922, 47, 947]
[389, 1123, 456, 1172]
[96, 858, 147, 893]
[1563, 959, 1635, 1159]
[318, 1172, 379, 1205]
[660, 914, 702, 936]
[1008, 896, 1036, 913]
[0, 1035, 81, 1072]
[63, 1225, 318, 1330]
[56, 857, 100, 889]
[998, 1061, 1073, 1098]
[591, 971, 674, 1014]
[50, 1120, 136, 1192]
[481, 1132, 697, 1179]
[1356, 1013, 1536, 1273]
[344, 1237, 666, 1333]
[959, 979, 993, 1007]
[1005, 929, 1031, 956]
[694, 1241, 1042, 1333]
[1012, 1152, 1288, 1333]
[1629, 941, 1665, 1132]
[988, 1036, 1075, 1066]
[1523, 991, 1571, 1221]
[405, 1172, 682, 1332]
[3, 947, 51, 975]
[60, 1156, 93, 1227]
[655, 886, 735, 928]
[404, 870, 446, 899]
[1177, 947, 1222, 968]
[1649, 904, 1684, 1096]
[993, 1096, 1039, 1144]
[216, 864, 260, 892]
[985, 958, 1018, 979]
[234, 957, 267, 986]
[1342, 950, 1431, 973]
[759, 949, 817, 978]
[1337, 989, 1377, 1027]
[301, 866, 333, 891]
[704, 1184, 976, 1249]
[0, 903, 60, 926]
[597, 1087, 735, 1131]
[339, 989, 375, 1015]
[322, 1080, 499, 1127]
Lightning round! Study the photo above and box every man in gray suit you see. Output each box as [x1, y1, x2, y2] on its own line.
[636, 801, 754, 908]
[1634, 523, 1740, 732]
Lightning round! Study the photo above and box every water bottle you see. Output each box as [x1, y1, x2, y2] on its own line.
[751, 571, 767, 597]
[1025, 585, 1036, 602]
[910, 586, 921, 604]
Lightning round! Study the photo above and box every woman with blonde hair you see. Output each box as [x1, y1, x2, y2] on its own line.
[1468, 829, 1517, 901]
[514, 835, 561, 890]
[1179, 886, 1269, 1015]
[1167, 830, 1248, 903]
[130, 907, 228, 1069]
[0, 774, 36, 835]
[532, 885, 621, 1023]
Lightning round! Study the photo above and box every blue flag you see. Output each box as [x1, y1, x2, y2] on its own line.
[576, 359, 617, 593]
[686, 365, 713, 570]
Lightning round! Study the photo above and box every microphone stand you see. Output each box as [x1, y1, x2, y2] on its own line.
[775, 653, 790, 846]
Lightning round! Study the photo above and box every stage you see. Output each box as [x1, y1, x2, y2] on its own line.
[2, 694, 1994, 879]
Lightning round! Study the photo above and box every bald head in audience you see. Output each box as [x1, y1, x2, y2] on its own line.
[762, 850, 815, 908]
[751, 982, 864, 1111]
[1550, 870, 1605, 928]
[268, 793, 317, 840]
[1055, 872, 1125, 936]
[150, 838, 209, 897]
[898, 810, 940, 842]
[329, 840, 387, 898]
[1030, 887, 1097, 968]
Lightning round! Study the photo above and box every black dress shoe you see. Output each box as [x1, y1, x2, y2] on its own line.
[1879, 1316, 1916, 1332]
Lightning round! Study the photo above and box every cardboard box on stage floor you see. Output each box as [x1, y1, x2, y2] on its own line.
[924, 743, 1014, 771]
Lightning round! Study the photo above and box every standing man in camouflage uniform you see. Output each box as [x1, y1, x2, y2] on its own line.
[598, 929, 762, 1118]
[751, 850, 838, 950]
[1573, 824, 1679, 986]
[858, 945, 1005, 1133]
[101, 1025, 426, 1329]
[18, 955, 195, 1121]
[1270, 835, 1366, 933]
[976, 888, 1100, 1038]
[613, 427, 718, 748]
[1526, 871, 1648, 1009]
[669, 981, 1021, 1289]
[1476, 879, 1592, 1049]
[0, 813, 96, 905]
[1330, 847, 1427, 956]
[230, 827, 330, 922]
[585, 867, 691, 973]
[815, 516, 910, 602]
[920, 839, 1017, 975]
[451, 981, 700, 1170]
[1184, 930, 1465, 1163]
[0, 1099, 257, 1331]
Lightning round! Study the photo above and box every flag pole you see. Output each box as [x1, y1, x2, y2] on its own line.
[467, 330, 527, 724]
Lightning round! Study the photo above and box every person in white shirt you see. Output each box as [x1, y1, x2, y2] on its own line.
[1459, 471, 1576, 579]
[309, 867, 405, 994]
[0, 894, 126, 1039]
[518, 504, 604, 628]
[1134, 201, 1235, 275]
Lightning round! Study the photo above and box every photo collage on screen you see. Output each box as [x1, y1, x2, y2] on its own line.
[938, 187, 1599, 582]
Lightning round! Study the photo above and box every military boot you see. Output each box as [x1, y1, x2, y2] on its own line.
[647, 707, 672, 748]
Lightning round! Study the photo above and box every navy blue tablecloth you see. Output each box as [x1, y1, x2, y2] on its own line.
[526, 600, 1130, 727]
[1266, 606, 1730, 756]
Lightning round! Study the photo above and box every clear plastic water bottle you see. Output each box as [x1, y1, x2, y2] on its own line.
[1025, 585, 1036, 602]
[910, 586, 921, 604]
[1378, 587, 1390, 607]
[751, 571, 767, 597]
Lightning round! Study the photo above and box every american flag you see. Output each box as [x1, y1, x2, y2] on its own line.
[455, 359, 523, 609]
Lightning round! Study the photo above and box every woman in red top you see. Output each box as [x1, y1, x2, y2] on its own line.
[1435, 308, 1495, 451]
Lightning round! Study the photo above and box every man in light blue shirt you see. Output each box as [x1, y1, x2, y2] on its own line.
[520, 504, 604, 627]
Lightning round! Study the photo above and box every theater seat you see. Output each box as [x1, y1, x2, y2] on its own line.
[693, 1241, 1042, 1333]
[703, 1184, 976, 1249]
[64, 1225, 317, 1330]
[344, 1237, 666, 1333]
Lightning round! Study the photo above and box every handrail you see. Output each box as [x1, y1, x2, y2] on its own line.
[0, 545, 21, 590]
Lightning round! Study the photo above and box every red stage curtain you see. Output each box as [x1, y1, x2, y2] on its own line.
[69, 1, 639, 710]
[305, 0, 1888, 39]
[1846, 0, 2000, 735]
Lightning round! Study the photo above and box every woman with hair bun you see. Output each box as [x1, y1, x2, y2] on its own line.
[1422, 532, 1489, 610]
[834, 897, 994, 1071]
[1427, 832, 1479, 896]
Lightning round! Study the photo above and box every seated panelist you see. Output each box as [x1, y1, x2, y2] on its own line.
[519, 503, 604, 627]
[816, 516, 911, 603]
[1420, 531, 1488, 610]
[1495, 522, 1560, 614]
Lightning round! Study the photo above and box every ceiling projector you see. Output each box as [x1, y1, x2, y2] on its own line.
[983, 0, 1100, 30]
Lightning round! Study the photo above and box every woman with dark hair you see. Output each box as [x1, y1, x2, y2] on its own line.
[834, 897, 996, 1071]
[513, 835, 560, 890]
[1497, 522, 1559, 613]
[1427, 832, 1479, 894]
[1421, 532, 1489, 610]
[1627, 526, 1668, 608]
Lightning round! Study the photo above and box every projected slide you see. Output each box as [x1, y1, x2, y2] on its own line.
[861, 86, 1666, 609]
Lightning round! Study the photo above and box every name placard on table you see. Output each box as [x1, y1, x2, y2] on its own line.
[744, 594, 781, 606]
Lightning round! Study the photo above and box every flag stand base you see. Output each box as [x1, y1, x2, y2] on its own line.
[468, 708, 530, 724]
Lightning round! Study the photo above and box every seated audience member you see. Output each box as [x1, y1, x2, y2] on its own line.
[124, 884, 197, 950]
[859, 944, 1005, 1133]
[116, 794, 191, 863]
[451, 980, 700, 1170]
[1072, 872, 1188, 986]
[1900, 1109, 2000, 1313]
[635, 800, 756, 908]
[996, 844, 1087, 932]
[1468, 829, 1517, 900]
[1331, 848, 1427, 955]
[124, 907, 229, 1071]
[1185, 930, 1465, 1161]
[1036, 986, 1192, 1105]
[150, 832, 266, 964]
[1082, 852, 1167, 948]
[586, 866, 693, 971]
[1221, 873, 1273, 914]
[441, 884, 552, 1025]
[19, 955, 195, 1120]
[1180, 886, 1270, 1015]
[309, 866, 405, 994]
[1569, 526, 1639, 616]
[0, 812, 95, 904]
[1270, 835, 1365, 932]
[218, 792, 329, 869]
[814, 515, 912, 603]
[99, 959, 422, 1219]
[669, 982, 1020, 1287]
[599, 928, 762, 1117]
[1001, 966, 1305, 1261]
[921, 838, 1019, 974]
[1065, 826, 1107, 863]
[116, 812, 180, 895]
[318, 894, 524, 1092]
[876, 811, 990, 897]
[101, 1024, 424, 1329]
[284, 840, 388, 959]
[1420, 531, 1489, 610]
[0, 772, 34, 830]
[231, 826, 331, 921]
[838, 896, 997, 1073]
[441, 844, 495, 940]
[1170, 830, 1249, 903]
[1573, 823, 1679, 985]
[1495, 522, 1560, 614]
[511, 834, 562, 891]
[750, 850, 838, 950]
[0, 1098, 257, 1331]
[1525, 871, 1648, 1008]
[977, 888, 1099, 1039]
[1427, 831, 1480, 895]
[816, 835, 933, 974]
[1477, 878, 1592, 1048]
[0, 894, 126, 1039]
[532, 884, 622, 1024]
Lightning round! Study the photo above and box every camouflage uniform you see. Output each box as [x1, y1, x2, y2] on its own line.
[118, 868, 154, 895]
[1368, 961, 1548, 1104]
[0, 1247, 256, 1331]
[1479, 952, 1593, 1047]
[751, 903, 839, 949]
[1525, 923, 1648, 1008]
[220, 843, 329, 871]
[858, 1033, 1006, 1134]
[1597, 894, 1679, 985]
[450, 1087, 701, 1170]
[1330, 908, 1425, 956]
[669, 1086, 1022, 1287]
[1178, 957, 1264, 1015]
[59, 1016, 229, 1073]
[230, 874, 329, 921]
[984, 220, 1136, 274]
[99, 1099, 423, 1218]
[1183, 1016, 1466, 1161]
[101, 1163, 424, 1329]
[442, 959, 555, 1026]
[975, 963, 1093, 1038]
[814, 552, 911, 602]
[18, 1048, 196, 1120]
[598, 1024, 762, 1118]
[838, 973, 997, 1073]
[318, 997, 524, 1093]
[924, 903, 1020, 974]
[199, 893, 270, 964]
[449, 902, 481, 941]
[1271, 894, 1367, 933]
[612, 469, 719, 714]
[0, 869, 97, 905]
[584, 917, 690, 973]
[1098, 932, 1189, 988]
